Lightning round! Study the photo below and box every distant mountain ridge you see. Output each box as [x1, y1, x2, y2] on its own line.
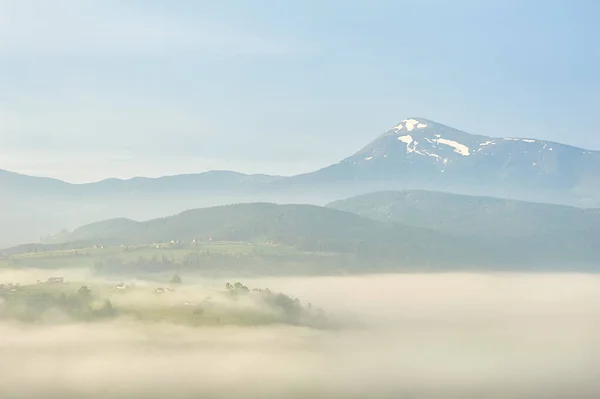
[1, 117, 599, 247]
[2, 117, 598, 200]
[1, 169, 282, 195]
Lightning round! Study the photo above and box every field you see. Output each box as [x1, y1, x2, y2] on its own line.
[0, 240, 370, 278]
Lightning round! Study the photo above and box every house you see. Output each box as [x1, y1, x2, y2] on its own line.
[47, 277, 64, 284]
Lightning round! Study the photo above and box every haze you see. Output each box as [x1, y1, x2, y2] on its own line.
[0, 271, 599, 398]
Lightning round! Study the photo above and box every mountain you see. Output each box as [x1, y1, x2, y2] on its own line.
[284, 118, 600, 206]
[328, 190, 600, 239]
[13, 201, 599, 270]
[1, 117, 599, 247]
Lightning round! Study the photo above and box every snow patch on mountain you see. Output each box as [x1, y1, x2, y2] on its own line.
[411, 144, 445, 161]
[392, 119, 428, 132]
[398, 135, 414, 145]
[433, 138, 470, 156]
[405, 119, 427, 132]
[505, 138, 537, 144]
[406, 141, 417, 154]
[421, 150, 443, 161]
[405, 119, 419, 132]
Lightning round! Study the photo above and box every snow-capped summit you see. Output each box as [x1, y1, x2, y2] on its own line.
[345, 117, 490, 170]
[392, 118, 429, 132]
[288, 117, 600, 205]
[343, 117, 586, 175]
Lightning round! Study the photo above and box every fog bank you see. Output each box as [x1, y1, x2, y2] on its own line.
[2, 273, 600, 398]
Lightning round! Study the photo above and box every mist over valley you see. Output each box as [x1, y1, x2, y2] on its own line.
[2, 2, 598, 396]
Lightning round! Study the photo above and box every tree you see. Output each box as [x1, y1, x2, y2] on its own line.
[193, 308, 204, 316]
[77, 285, 92, 297]
[57, 293, 68, 306]
[233, 282, 250, 293]
[101, 300, 115, 316]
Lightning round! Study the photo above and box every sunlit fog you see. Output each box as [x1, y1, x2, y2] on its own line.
[2, 272, 600, 398]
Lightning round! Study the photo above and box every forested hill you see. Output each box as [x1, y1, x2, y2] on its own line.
[327, 190, 600, 238]
[31, 202, 600, 270]
[64, 203, 451, 255]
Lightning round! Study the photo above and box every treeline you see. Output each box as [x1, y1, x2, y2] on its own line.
[0, 286, 115, 323]
[93, 251, 280, 274]
[223, 282, 326, 326]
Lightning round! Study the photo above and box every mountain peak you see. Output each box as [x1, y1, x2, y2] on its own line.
[343, 117, 487, 168]
[390, 118, 431, 133]
[339, 116, 600, 184]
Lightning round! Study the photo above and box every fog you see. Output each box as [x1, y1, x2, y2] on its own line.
[2, 272, 600, 398]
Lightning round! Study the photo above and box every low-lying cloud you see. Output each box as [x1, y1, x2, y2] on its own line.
[1, 272, 600, 398]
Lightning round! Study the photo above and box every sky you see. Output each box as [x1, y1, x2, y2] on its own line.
[1, 0, 599, 183]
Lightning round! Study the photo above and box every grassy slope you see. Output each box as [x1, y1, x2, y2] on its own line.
[0, 241, 362, 276]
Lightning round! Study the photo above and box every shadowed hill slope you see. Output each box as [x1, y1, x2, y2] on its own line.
[327, 190, 600, 238]
[26, 201, 599, 270]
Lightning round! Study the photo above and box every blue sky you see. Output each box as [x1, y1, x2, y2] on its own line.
[1, 0, 598, 182]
